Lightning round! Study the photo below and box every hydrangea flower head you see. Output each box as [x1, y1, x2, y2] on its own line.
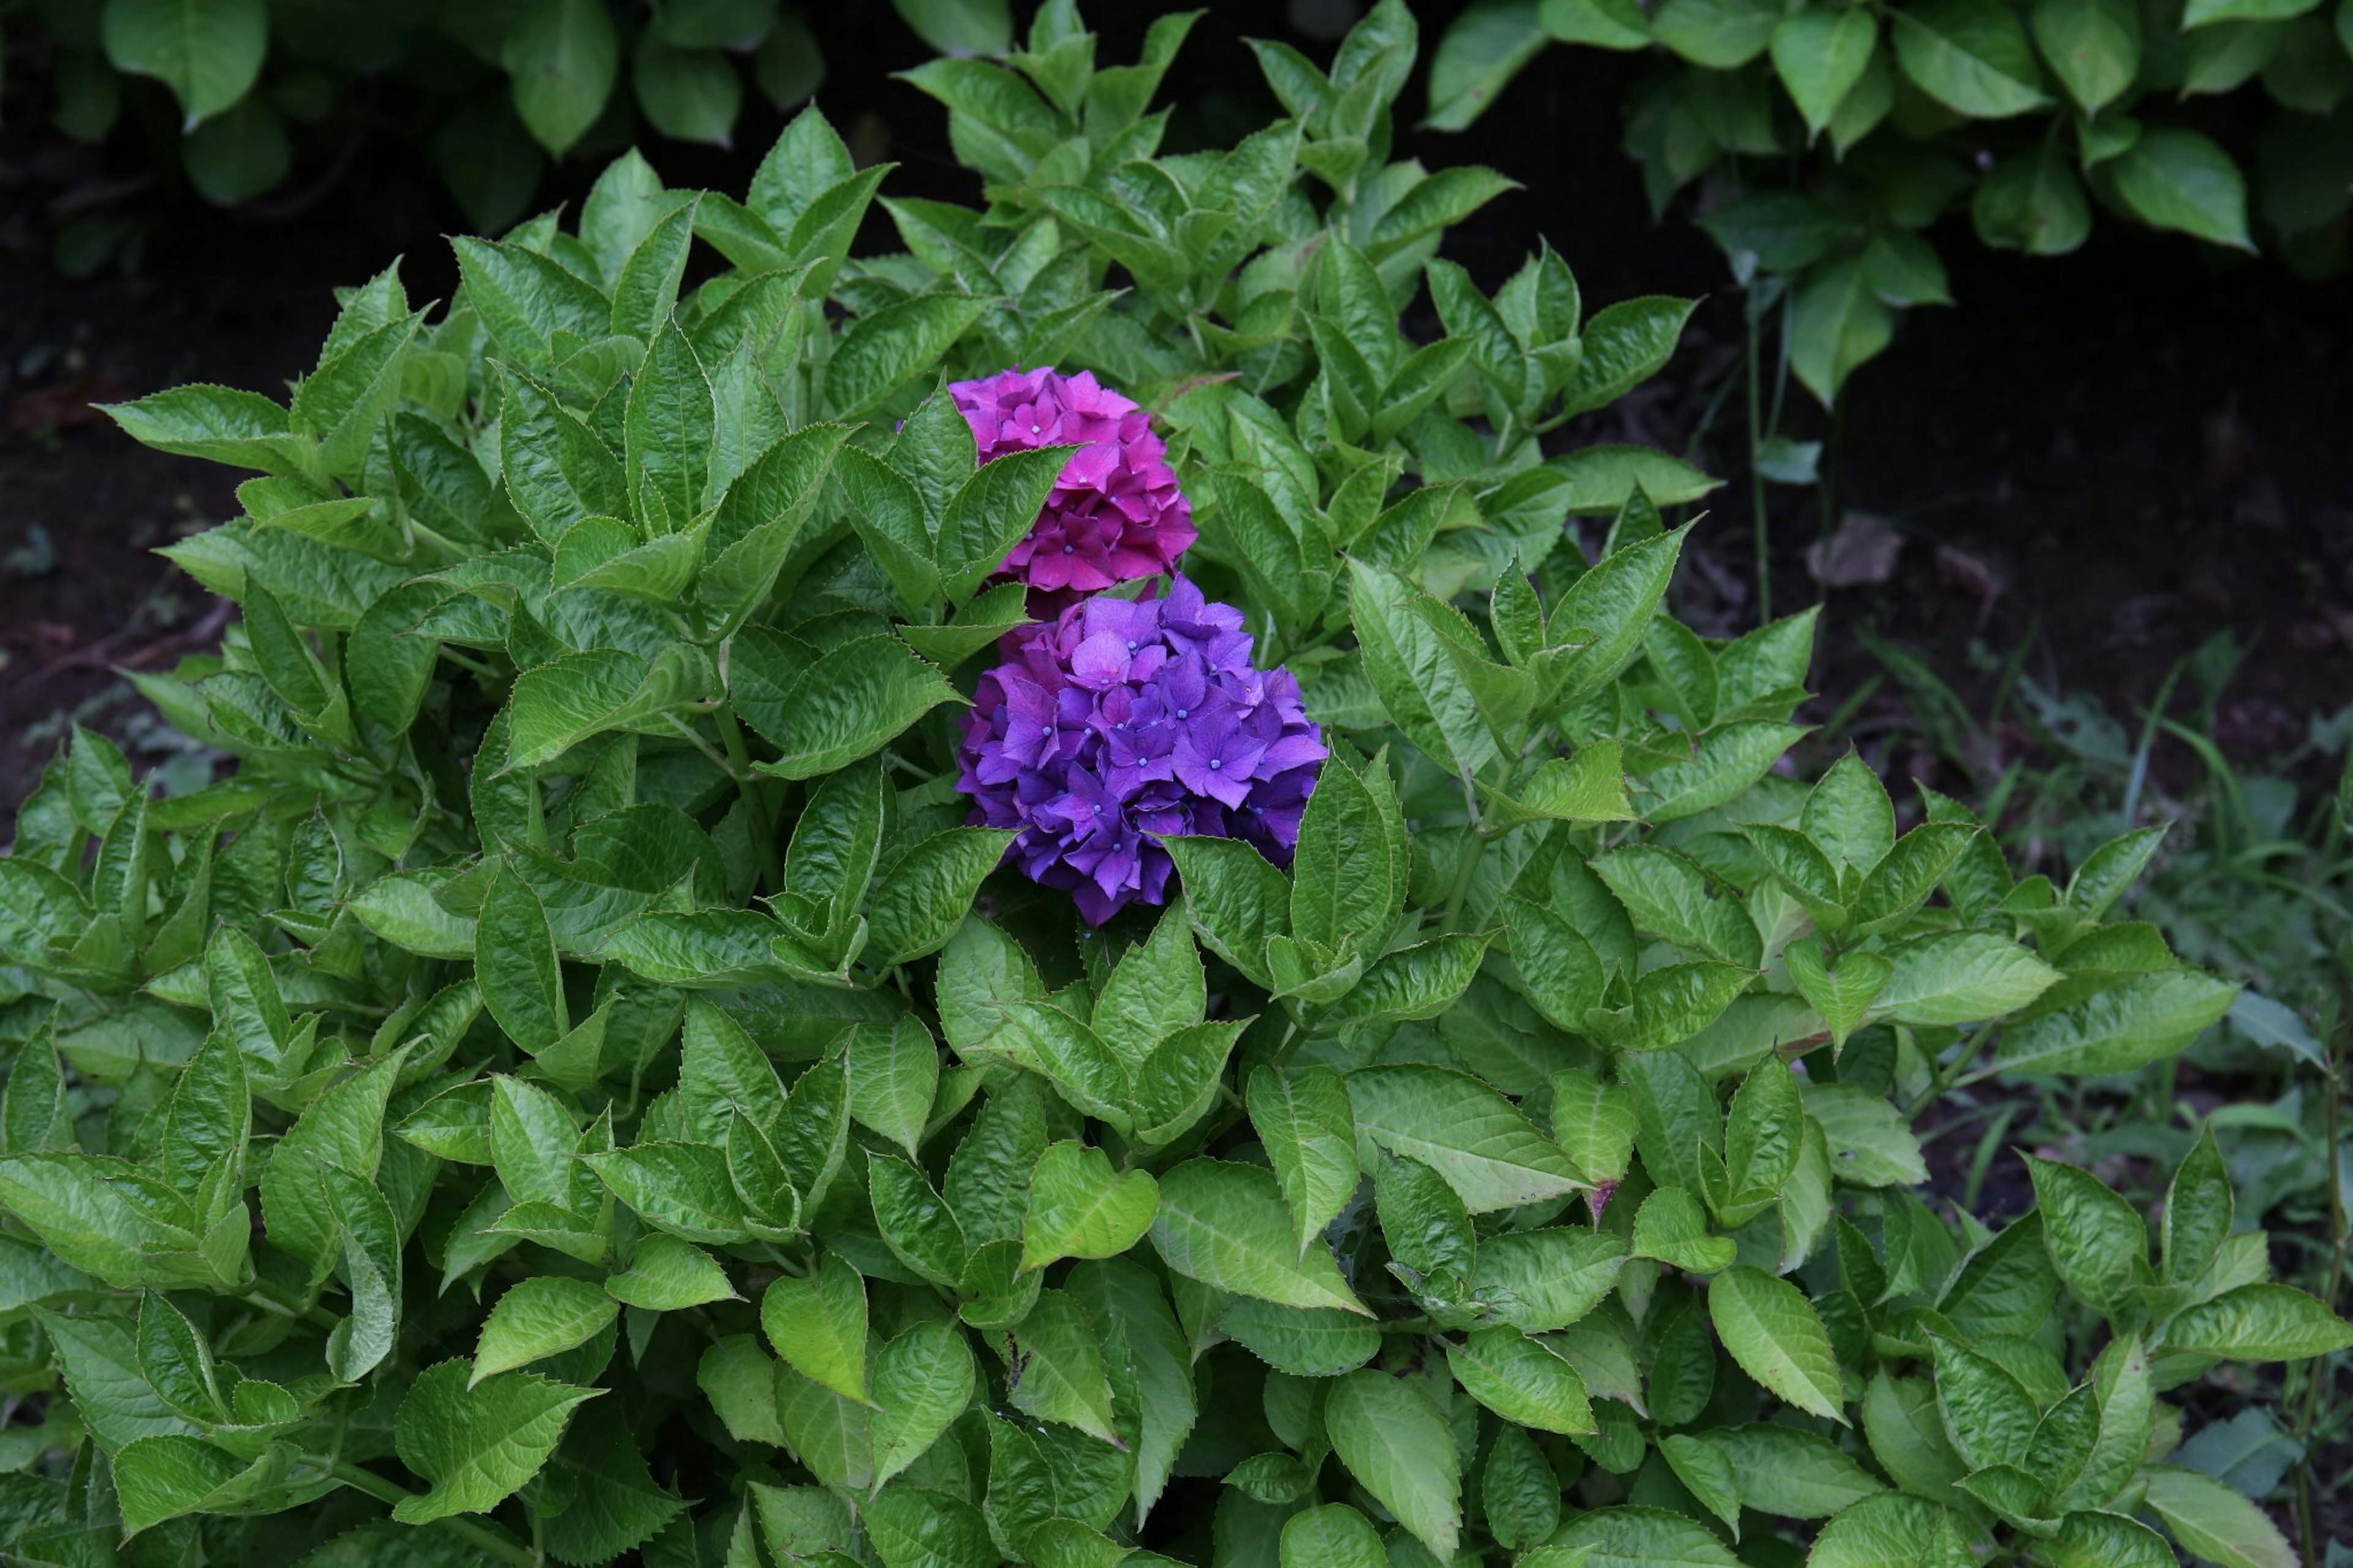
[950, 366, 1197, 596]
[956, 575, 1325, 924]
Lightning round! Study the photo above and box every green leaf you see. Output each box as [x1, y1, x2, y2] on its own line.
[1996, 970, 2238, 1076]
[1374, 1151, 1475, 1281]
[1974, 143, 2092, 256]
[892, 0, 1012, 54]
[2165, 1283, 2353, 1360]
[1485, 1422, 1563, 1549]
[1007, 1289, 1121, 1446]
[1875, 932, 2060, 1026]
[1469, 1227, 1628, 1331]
[504, 646, 716, 773]
[1093, 903, 1207, 1067]
[996, 1002, 1133, 1134]
[2042, 1512, 2177, 1568]
[1561, 297, 1697, 415]
[2110, 128, 2255, 249]
[1633, 1186, 1736, 1272]
[1065, 1257, 1194, 1523]
[1281, 1502, 1387, 1567]
[2142, 1465, 2299, 1568]
[2031, 0, 2140, 110]
[1529, 1508, 1747, 1566]
[2184, 0, 2321, 22]
[746, 634, 961, 781]
[1773, 9, 1879, 136]
[936, 445, 1075, 602]
[870, 1319, 976, 1488]
[848, 1018, 940, 1160]
[1653, 0, 1783, 67]
[1021, 1142, 1159, 1273]
[1219, 1297, 1381, 1378]
[101, 384, 311, 477]
[1544, 0, 1653, 48]
[1160, 836, 1289, 990]
[864, 828, 1017, 969]
[607, 1233, 737, 1311]
[0, 1153, 153, 1288]
[1659, 1432, 1741, 1536]
[102, 0, 266, 129]
[2025, 1155, 2145, 1312]
[1781, 936, 1881, 1047]
[863, 1485, 995, 1567]
[697, 1335, 784, 1447]
[826, 294, 989, 419]
[1346, 1064, 1583, 1213]
[1346, 558, 1497, 776]
[2162, 1125, 2233, 1284]
[1550, 448, 1718, 515]
[392, 1361, 598, 1523]
[585, 1142, 749, 1244]
[1150, 1159, 1369, 1315]
[868, 1151, 969, 1287]
[1424, 2, 1552, 131]
[1710, 1423, 1884, 1518]
[503, 0, 619, 156]
[633, 39, 743, 146]
[1543, 525, 1686, 700]
[775, 1364, 874, 1493]
[474, 1276, 621, 1385]
[1504, 896, 1607, 1031]
[1790, 257, 1895, 406]
[536, 1414, 688, 1565]
[478, 868, 569, 1053]
[1805, 1086, 1929, 1187]
[763, 1251, 870, 1403]
[1447, 1324, 1596, 1433]
[1709, 1265, 1847, 1423]
[1248, 1066, 1359, 1261]
[1892, 0, 2050, 116]
[1550, 1067, 1637, 1185]
[1591, 844, 1762, 968]
[1514, 744, 1637, 824]
[260, 1050, 406, 1271]
[625, 323, 716, 530]
[1928, 1335, 2038, 1468]
[1322, 1370, 1461, 1561]
[1328, 931, 1493, 1026]
[1807, 1493, 1973, 1568]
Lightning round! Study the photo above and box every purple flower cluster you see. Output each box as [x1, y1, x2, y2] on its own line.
[950, 367, 1196, 597]
[957, 577, 1327, 925]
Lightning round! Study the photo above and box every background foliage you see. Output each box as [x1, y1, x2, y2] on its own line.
[1428, 0, 2353, 401]
[0, 3, 2346, 1566]
[13, 0, 1019, 241]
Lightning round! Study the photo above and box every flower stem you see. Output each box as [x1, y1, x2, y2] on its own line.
[714, 706, 782, 895]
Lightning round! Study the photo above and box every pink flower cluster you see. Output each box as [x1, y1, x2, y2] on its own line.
[950, 367, 1196, 597]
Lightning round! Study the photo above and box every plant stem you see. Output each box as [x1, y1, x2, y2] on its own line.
[326, 1461, 539, 1567]
[2292, 1010, 2349, 1566]
[243, 1286, 339, 1331]
[714, 706, 782, 895]
[1441, 773, 1488, 930]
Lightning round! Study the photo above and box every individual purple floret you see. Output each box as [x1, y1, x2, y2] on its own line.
[949, 366, 1197, 596]
[955, 575, 1326, 925]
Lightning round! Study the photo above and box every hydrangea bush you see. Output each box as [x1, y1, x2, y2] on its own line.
[0, 4, 2344, 1566]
